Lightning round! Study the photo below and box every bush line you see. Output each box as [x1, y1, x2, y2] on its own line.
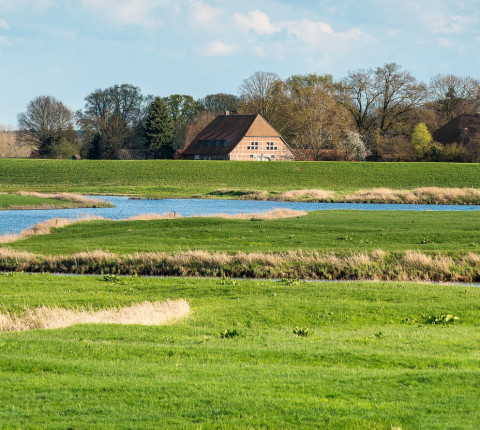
[1, 249, 479, 282]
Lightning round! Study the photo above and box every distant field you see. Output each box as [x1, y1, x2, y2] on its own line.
[1, 159, 479, 197]
[0, 274, 479, 429]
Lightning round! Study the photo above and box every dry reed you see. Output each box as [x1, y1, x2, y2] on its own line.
[0, 215, 105, 244]
[15, 191, 112, 207]
[0, 300, 190, 332]
[208, 208, 307, 220]
[0, 249, 478, 282]
[344, 187, 480, 204]
[125, 212, 182, 221]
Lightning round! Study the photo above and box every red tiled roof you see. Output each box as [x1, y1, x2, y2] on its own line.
[433, 114, 480, 145]
[182, 114, 259, 156]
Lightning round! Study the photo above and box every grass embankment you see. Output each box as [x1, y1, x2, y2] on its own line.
[2, 211, 479, 281]
[0, 274, 479, 429]
[0, 192, 112, 210]
[1, 159, 480, 198]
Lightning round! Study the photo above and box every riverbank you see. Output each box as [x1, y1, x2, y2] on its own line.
[0, 192, 113, 210]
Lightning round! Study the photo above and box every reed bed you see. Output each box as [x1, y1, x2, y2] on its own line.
[208, 208, 307, 220]
[210, 187, 480, 204]
[1, 249, 479, 282]
[0, 299, 190, 332]
[15, 191, 113, 207]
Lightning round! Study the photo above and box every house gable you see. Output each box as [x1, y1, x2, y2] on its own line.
[182, 113, 294, 161]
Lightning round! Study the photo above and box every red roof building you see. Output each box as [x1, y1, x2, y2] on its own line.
[182, 113, 295, 161]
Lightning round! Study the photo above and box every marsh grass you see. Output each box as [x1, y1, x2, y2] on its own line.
[1, 249, 479, 281]
[15, 191, 112, 207]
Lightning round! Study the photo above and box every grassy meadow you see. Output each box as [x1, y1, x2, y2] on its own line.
[0, 274, 479, 429]
[1, 159, 480, 197]
[1, 159, 480, 428]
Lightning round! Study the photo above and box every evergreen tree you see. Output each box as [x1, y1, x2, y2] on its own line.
[87, 132, 103, 159]
[144, 97, 175, 159]
[411, 122, 433, 159]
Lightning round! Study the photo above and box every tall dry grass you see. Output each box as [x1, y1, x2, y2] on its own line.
[0, 299, 190, 332]
[0, 215, 105, 244]
[344, 187, 480, 204]
[1, 249, 477, 282]
[208, 208, 307, 220]
[15, 191, 112, 207]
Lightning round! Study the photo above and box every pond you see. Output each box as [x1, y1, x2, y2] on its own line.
[1, 195, 480, 235]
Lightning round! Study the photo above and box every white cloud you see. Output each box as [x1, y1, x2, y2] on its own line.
[204, 39, 236, 56]
[190, 0, 222, 27]
[0, 35, 11, 45]
[0, 18, 8, 29]
[438, 37, 453, 48]
[80, 0, 163, 29]
[234, 10, 279, 35]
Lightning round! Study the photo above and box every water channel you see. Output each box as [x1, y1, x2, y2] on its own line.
[1, 195, 480, 235]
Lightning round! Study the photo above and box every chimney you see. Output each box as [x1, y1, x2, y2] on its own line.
[224, 110, 230, 116]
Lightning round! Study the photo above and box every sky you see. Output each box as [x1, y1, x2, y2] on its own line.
[1, 0, 480, 127]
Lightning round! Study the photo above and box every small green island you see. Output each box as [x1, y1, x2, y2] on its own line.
[0, 192, 113, 210]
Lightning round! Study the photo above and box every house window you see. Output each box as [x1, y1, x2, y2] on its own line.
[223, 140, 229, 147]
[248, 141, 259, 150]
[266, 142, 277, 150]
[271, 155, 275, 159]
[250, 154, 254, 159]
[207, 141, 212, 147]
[199, 141, 204, 147]
[216, 140, 220, 147]
[194, 155, 200, 160]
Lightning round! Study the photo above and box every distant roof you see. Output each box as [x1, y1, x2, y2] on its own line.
[182, 114, 282, 156]
[433, 114, 480, 145]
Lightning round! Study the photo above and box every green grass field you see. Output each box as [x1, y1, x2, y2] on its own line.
[8, 210, 480, 255]
[0, 274, 479, 429]
[1, 159, 480, 197]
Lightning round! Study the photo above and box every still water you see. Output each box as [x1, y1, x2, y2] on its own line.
[1, 195, 480, 235]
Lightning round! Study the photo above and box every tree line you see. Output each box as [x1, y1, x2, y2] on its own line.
[16, 63, 480, 161]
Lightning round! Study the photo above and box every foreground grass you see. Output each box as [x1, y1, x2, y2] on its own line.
[1, 159, 480, 197]
[0, 274, 479, 429]
[7, 210, 480, 255]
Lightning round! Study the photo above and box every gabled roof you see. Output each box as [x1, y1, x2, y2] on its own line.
[182, 114, 283, 156]
[433, 114, 480, 145]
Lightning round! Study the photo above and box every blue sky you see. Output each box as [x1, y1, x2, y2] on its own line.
[1, 0, 480, 127]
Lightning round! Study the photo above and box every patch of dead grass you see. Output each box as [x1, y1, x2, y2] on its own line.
[0, 299, 190, 332]
[208, 208, 307, 220]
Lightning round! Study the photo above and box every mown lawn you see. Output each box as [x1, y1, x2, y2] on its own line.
[8, 210, 480, 255]
[0, 274, 479, 429]
[1, 159, 480, 197]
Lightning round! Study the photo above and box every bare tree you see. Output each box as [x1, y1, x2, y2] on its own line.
[238, 71, 288, 133]
[17, 96, 75, 157]
[286, 79, 353, 160]
[183, 111, 216, 149]
[199, 93, 239, 114]
[429, 74, 480, 123]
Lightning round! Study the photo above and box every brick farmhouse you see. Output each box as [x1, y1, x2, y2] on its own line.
[182, 113, 295, 161]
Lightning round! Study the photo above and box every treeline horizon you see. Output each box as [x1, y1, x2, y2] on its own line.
[7, 62, 480, 162]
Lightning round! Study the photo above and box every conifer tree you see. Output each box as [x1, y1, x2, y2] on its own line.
[144, 97, 175, 159]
